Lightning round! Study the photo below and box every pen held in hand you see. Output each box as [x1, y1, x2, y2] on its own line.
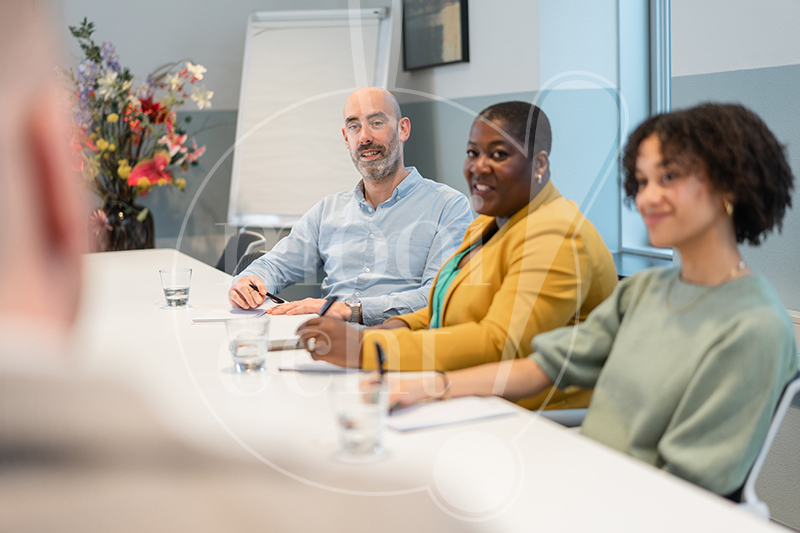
[248, 283, 285, 304]
[375, 342, 386, 376]
[318, 296, 338, 316]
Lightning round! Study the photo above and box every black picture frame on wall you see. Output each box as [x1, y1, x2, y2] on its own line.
[403, 0, 469, 71]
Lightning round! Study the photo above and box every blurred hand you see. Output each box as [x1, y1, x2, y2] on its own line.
[267, 299, 351, 320]
[296, 317, 362, 367]
[229, 275, 267, 309]
[389, 375, 444, 410]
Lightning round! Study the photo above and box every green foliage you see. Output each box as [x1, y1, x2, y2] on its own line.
[136, 207, 149, 223]
[68, 18, 102, 64]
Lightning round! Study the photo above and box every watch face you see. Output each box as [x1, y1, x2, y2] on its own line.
[344, 297, 360, 307]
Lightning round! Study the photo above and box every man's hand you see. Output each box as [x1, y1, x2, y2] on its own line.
[267, 299, 351, 320]
[229, 275, 267, 309]
[296, 317, 362, 368]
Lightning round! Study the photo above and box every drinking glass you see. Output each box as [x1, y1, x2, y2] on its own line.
[159, 268, 192, 308]
[330, 375, 389, 462]
[226, 317, 270, 372]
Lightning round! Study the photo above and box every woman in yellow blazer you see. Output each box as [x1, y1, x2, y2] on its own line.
[298, 101, 618, 409]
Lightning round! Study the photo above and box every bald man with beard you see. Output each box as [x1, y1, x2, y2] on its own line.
[229, 87, 473, 326]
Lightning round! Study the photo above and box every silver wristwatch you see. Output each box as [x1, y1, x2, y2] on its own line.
[344, 296, 362, 324]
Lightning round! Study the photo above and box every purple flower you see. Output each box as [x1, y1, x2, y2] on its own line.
[76, 59, 100, 110]
[100, 41, 122, 74]
[136, 73, 156, 100]
[76, 110, 93, 130]
[76, 59, 99, 90]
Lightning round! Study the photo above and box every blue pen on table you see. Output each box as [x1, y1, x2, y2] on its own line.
[248, 282, 285, 304]
[318, 295, 338, 316]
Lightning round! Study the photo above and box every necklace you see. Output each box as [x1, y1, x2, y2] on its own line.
[666, 260, 747, 313]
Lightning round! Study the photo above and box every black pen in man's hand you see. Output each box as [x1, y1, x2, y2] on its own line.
[248, 282, 286, 304]
[318, 296, 338, 316]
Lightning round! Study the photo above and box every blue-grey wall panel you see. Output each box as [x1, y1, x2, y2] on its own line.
[673, 63, 800, 310]
[403, 88, 622, 251]
[139, 110, 237, 263]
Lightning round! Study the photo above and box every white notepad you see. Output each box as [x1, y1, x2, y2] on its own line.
[277, 350, 351, 373]
[387, 397, 518, 432]
[268, 314, 317, 342]
[192, 308, 266, 323]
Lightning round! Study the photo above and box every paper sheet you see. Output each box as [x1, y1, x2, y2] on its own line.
[277, 350, 351, 373]
[192, 308, 266, 323]
[388, 397, 518, 432]
[269, 314, 317, 342]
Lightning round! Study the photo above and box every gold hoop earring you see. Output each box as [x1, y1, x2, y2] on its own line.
[725, 201, 734, 216]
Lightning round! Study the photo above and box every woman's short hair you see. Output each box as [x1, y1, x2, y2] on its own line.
[477, 101, 552, 158]
[622, 103, 794, 245]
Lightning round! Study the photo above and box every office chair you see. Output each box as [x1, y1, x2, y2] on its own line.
[739, 371, 800, 519]
[538, 408, 587, 428]
[233, 250, 266, 277]
[215, 230, 265, 275]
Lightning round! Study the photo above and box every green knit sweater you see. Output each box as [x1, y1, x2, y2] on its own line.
[531, 267, 798, 495]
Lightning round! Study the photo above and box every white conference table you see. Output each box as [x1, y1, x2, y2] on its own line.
[70, 249, 783, 532]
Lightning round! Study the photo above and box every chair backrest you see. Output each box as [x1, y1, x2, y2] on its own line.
[215, 230, 265, 275]
[740, 370, 800, 519]
[233, 250, 266, 277]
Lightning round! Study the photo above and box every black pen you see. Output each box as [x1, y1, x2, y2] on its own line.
[377, 343, 402, 414]
[375, 342, 386, 376]
[318, 296, 338, 316]
[248, 282, 286, 304]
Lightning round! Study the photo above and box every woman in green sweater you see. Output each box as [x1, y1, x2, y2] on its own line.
[391, 103, 798, 498]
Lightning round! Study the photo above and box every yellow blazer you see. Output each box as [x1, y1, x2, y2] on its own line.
[362, 181, 618, 409]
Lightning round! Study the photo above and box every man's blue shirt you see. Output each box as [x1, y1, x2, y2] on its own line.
[236, 167, 473, 325]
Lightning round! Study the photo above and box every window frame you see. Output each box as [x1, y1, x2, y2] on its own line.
[618, 0, 673, 260]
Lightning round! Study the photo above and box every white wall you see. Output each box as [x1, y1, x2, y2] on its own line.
[51, 0, 391, 110]
[672, 0, 800, 77]
[54, 0, 541, 109]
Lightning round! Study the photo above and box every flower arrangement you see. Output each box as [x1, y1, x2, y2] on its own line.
[66, 18, 213, 250]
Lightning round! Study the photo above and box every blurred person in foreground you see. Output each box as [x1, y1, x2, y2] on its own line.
[390, 103, 798, 498]
[298, 101, 618, 410]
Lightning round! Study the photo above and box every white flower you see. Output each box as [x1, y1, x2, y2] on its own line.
[186, 62, 206, 81]
[96, 71, 118, 100]
[191, 86, 214, 110]
[166, 72, 181, 91]
[126, 93, 141, 108]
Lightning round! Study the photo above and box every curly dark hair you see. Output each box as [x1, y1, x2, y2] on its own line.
[621, 103, 794, 245]
[478, 101, 552, 158]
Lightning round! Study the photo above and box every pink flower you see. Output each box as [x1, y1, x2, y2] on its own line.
[158, 130, 188, 158]
[89, 209, 112, 236]
[186, 139, 206, 163]
[128, 151, 173, 187]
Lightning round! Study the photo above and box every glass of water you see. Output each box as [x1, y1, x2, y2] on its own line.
[159, 268, 192, 308]
[226, 317, 269, 373]
[330, 375, 389, 462]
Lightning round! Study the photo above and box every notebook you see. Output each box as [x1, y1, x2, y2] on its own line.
[387, 397, 518, 432]
[277, 350, 351, 373]
[191, 308, 266, 323]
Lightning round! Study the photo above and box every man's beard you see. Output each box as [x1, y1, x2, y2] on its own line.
[350, 133, 402, 182]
